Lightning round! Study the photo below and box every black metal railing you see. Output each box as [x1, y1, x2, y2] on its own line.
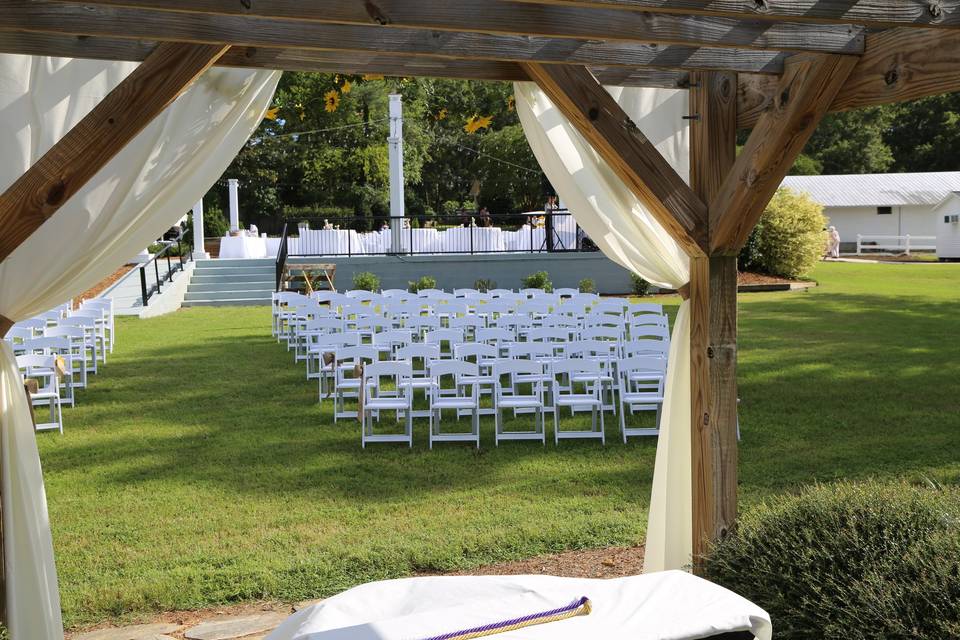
[275, 222, 289, 292]
[140, 232, 191, 306]
[268, 210, 595, 258]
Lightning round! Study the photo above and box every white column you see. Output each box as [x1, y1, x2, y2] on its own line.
[388, 94, 405, 254]
[192, 199, 210, 260]
[228, 178, 240, 233]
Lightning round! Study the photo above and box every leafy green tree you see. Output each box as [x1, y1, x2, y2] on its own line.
[886, 92, 960, 172]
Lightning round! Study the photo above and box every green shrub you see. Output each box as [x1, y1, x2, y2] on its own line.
[578, 278, 595, 294]
[183, 206, 229, 248]
[739, 187, 826, 279]
[701, 481, 960, 640]
[474, 278, 496, 293]
[351, 271, 380, 292]
[629, 273, 650, 296]
[521, 271, 553, 292]
[408, 275, 437, 293]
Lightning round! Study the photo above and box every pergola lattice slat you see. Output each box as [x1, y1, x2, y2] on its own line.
[513, 0, 960, 29]
[0, 2, 788, 74]
[36, 0, 867, 53]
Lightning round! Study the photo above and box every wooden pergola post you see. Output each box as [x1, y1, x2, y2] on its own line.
[688, 71, 739, 564]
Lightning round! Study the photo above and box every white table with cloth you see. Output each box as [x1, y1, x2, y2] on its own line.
[292, 229, 366, 255]
[218, 235, 268, 259]
[265, 571, 771, 640]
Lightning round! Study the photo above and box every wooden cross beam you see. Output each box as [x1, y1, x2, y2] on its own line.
[521, 62, 709, 257]
[0, 2, 787, 74]
[738, 27, 960, 128]
[711, 53, 859, 253]
[0, 41, 228, 262]
[34, 0, 867, 53]
[515, 0, 960, 30]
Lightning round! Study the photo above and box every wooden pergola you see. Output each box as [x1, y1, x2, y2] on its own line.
[2, 0, 960, 573]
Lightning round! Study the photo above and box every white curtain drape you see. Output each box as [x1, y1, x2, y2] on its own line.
[0, 54, 280, 638]
[514, 82, 693, 573]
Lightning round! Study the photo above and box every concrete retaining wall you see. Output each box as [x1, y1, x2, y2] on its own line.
[290, 252, 634, 294]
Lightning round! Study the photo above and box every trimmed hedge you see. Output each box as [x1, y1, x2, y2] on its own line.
[701, 482, 960, 640]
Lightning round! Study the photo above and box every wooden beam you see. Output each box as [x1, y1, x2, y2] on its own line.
[0, 3, 787, 74]
[688, 71, 739, 565]
[0, 42, 227, 263]
[711, 53, 858, 253]
[514, 0, 960, 30]
[737, 28, 960, 128]
[33, 0, 867, 53]
[0, 31, 693, 88]
[522, 62, 709, 256]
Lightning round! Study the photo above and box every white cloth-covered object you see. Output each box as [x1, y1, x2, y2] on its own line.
[266, 572, 771, 640]
[0, 54, 279, 639]
[514, 82, 693, 573]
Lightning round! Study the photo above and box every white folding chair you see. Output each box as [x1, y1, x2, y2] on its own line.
[332, 345, 379, 422]
[554, 287, 579, 299]
[424, 328, 464, 358]
[428, 360, 481, 449]
[453, 342, 499, 414]
[453, 288, 479, 298]
[373, 329, 414, 359]
[623, 339, 670, 359]
[81, 298, 115, 353]
[58, 317, 100, 375]
[312, 332, 361, 397]
[44, 326, 92, 389]
[16, 354, 63, 433]
[492, 359, 546, 445]
[617, 356, 667, 440]
[449, 314, 485, 341]
[476, 327, 515, 358]
[551, 359, 605, 444]
[361, 361, 414, 448]
[69, 309, 109, 364]
[23, 337, 76, 407]
[396, 343, 441, 418]
[405, 314, 441, 340]
[302, 318, 346, 378]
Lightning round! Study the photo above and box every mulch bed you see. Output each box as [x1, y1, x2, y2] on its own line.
[737, 271, 802, 286]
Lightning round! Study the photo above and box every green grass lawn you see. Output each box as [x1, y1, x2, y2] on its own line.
[39, 262, 960, 628]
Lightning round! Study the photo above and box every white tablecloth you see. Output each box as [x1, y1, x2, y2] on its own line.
[219, 235, 267, 259]
[265, 571, 771, 640]
[264, 237, 281, 258]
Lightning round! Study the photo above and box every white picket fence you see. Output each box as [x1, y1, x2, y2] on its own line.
[856, 234, 936, 255]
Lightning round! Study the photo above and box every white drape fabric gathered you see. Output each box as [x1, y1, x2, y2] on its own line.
[0, 54, 280, 639]
[514, 82, 693, 573]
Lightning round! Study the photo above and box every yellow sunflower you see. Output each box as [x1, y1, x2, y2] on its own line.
[324, 90, 340, 113]
[507, 95, 515, 112]
[362, 73, 384, 81]
[341, 79, 352, 94]
[464, 114, 493, 134]
[436, 107, 448, 121]
[263, 106, 280, 121]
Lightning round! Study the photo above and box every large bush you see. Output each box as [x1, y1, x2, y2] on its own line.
[183, 206, 229, 248]
[739, 187, 826, 279]
[701, 482, 960, 640]
[351, 271, 380, 292]
[521, 271, 553, 292]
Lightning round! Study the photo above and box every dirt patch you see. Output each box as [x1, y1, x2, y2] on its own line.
[445, 544, 646, 580]
[72, 264, 135, 307]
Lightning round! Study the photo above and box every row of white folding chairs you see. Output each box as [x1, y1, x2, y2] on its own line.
[352, 355, 666, 448]
[4, 298, 116, 433]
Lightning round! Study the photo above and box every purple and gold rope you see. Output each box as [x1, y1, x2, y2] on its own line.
[416, 596, 592, 640]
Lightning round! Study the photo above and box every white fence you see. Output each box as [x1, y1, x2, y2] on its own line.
[856, 234, 936, 255]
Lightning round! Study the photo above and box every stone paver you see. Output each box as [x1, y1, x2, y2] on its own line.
[73, 623, 182, 640]
[183, 612, 287, 640]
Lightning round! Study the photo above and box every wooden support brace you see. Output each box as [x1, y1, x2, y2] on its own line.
[0, 41, 229, 263]
[710, 53, 858, 253]
[521, 62, 709, 256]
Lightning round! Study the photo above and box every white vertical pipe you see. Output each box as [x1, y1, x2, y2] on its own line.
[228, 178, 240, 233]
[388, 94, 405, 253]
[192, 199, 210, 260]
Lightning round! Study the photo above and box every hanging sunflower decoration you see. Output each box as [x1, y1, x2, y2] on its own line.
[324, 90, 341, 113]
[435, 107, 448, 121]
[463, 114, 493, 134]
[507, 95, 515, 112]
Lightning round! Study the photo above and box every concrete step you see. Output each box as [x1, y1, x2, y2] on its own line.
[195, 258, 274, 268]
[183, 289, 273, 301]
[182, 298, 271, 307]
[187, 281, 274, 293]
[191, 266, 274, 276]
[191, 273, 274, 283]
